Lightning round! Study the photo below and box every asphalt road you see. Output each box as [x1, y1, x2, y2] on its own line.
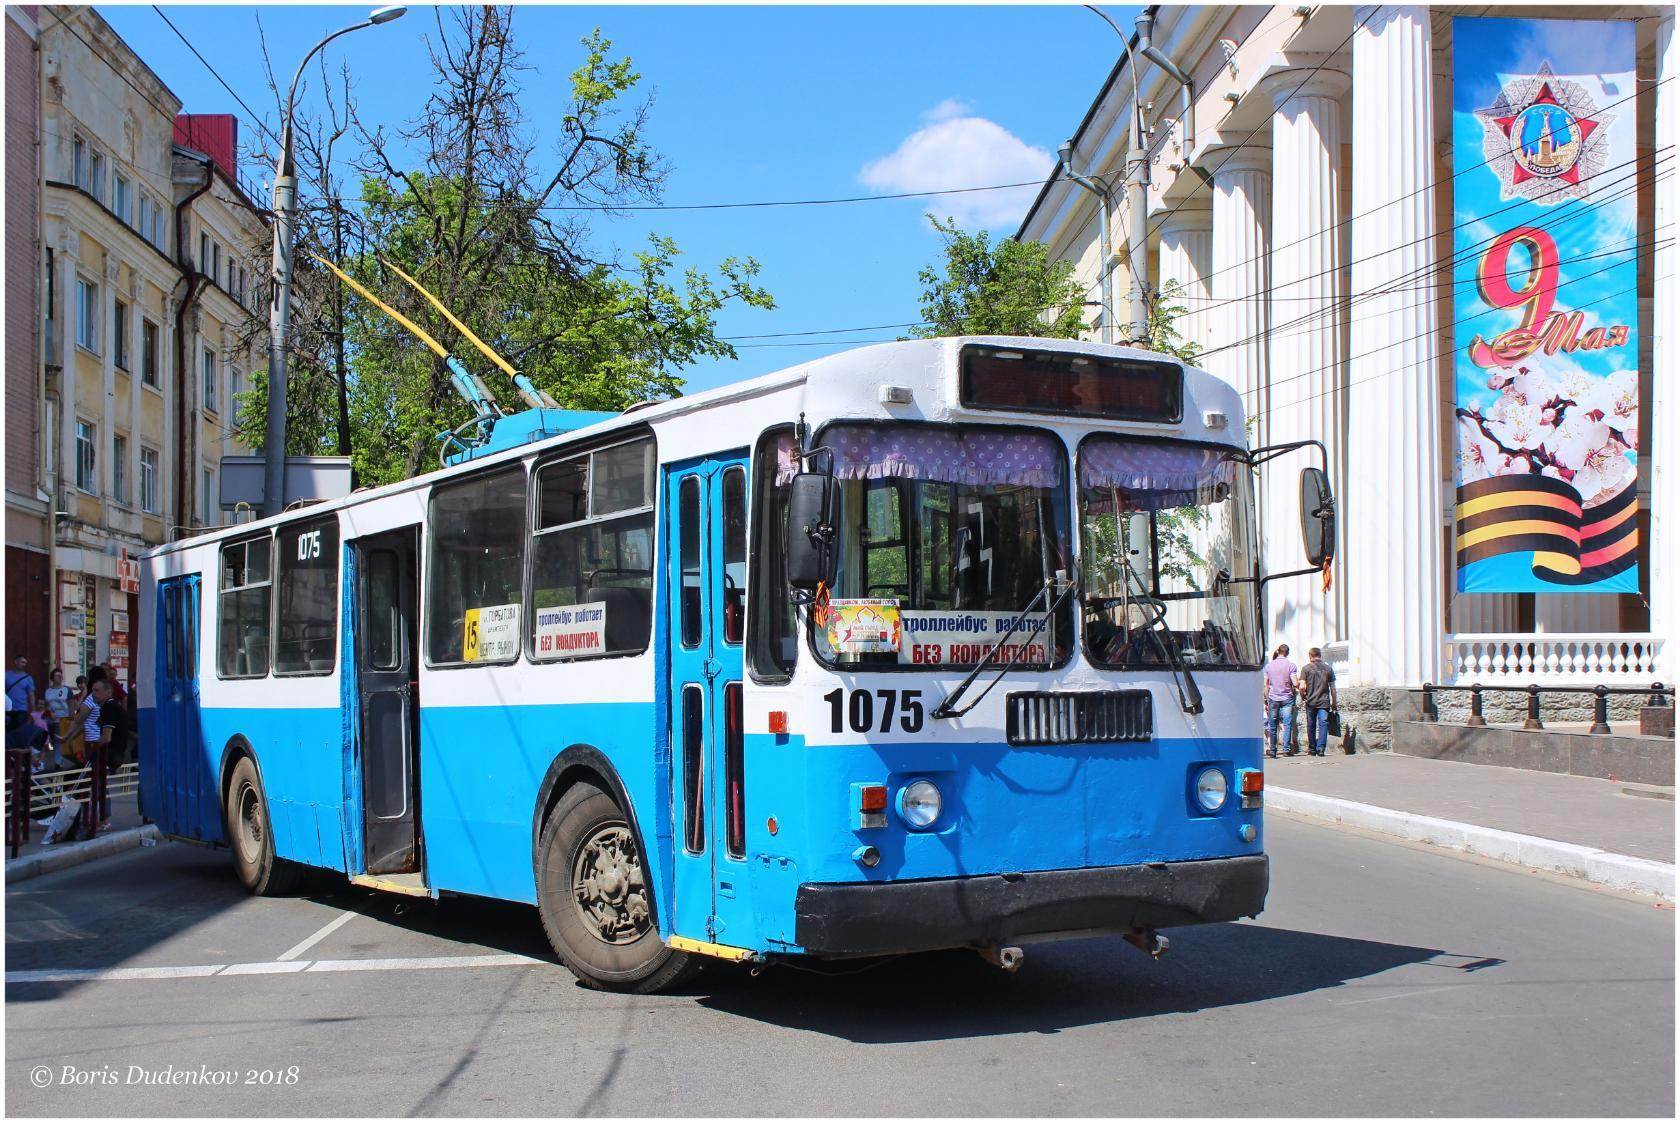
[6, 816, 1674, 1117]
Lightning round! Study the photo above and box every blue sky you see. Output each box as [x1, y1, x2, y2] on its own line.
[100, 4, 1134, 393]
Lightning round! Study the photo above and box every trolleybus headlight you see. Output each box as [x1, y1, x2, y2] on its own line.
[897, 779, 943, 830]
[1194, 767, 1228, 813]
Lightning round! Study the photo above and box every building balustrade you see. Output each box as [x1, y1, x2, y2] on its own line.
[1444, 633, 1665, 685]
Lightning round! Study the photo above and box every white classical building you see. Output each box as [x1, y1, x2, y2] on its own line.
[1020, 4, 1676, 731]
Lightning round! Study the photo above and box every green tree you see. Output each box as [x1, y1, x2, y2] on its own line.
[239, 10, 772, 485]
[909, 216, 1088, 339]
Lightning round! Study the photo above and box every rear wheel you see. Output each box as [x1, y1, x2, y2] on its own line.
[536, 781, 695, 993]
[224, 756, 302, 896]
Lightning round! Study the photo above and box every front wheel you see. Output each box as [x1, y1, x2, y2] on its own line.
[536, 782, 695, 993]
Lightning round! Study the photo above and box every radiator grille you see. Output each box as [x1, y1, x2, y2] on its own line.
[1006, 690, 1153, 746]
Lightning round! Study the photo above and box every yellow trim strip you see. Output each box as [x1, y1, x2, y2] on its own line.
[381, 257, 520, 379]
[1456, 518, 1578, 550]
[1456, 490, 1579, 518]
[666, 935, 758, 962]
[307, 252, 450, 360]
[348, 873, 433, 898]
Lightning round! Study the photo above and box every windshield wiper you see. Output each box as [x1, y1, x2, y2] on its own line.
[1116, 547, 1204, 715]
[931, 575, 1075, 720]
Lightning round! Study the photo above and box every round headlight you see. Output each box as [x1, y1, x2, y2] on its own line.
[1195, 767, 1228, 813]
[898, 779, 943, 830]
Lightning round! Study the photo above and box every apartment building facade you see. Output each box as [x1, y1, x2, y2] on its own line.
[7, 6, 267, 685]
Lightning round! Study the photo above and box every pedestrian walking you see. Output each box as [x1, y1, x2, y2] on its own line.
[82, 678, 125, 832]
[1262, 643, 1299, 758]
[1297, 647, 1339, 757]
[5, 657, 37, 729]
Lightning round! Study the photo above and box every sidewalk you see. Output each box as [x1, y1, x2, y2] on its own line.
[5, 792, 156, 882]
[1266, 752, 1675, 897]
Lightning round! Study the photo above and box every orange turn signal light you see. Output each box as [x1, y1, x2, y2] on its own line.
[768, 710, 789, 735]
[1241, 770, 1264, 795]
[858, 784, 888, 813]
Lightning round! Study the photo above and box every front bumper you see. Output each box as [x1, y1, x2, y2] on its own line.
[793, 854, 1268, 956]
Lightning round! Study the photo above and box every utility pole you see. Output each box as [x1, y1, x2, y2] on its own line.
[263, 5, 406, 515]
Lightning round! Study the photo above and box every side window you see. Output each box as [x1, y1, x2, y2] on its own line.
[275, 518, 340, 675]
[529, 436, 656, 661]
[678, 477, 702, 648]
[364, 548, 402, 671]
[218, 536, 272, 677]
[427, 466, 526, 666]
[748, 427, 798, 680]
[721, 466, 747, 645]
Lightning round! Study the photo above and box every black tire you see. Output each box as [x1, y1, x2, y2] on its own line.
[536, 781, 696, 993]
[224, 755, 303, 896]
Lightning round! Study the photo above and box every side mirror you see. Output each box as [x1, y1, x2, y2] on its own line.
[784, 471, 837, 590]
[1299, 467, 1336, 568]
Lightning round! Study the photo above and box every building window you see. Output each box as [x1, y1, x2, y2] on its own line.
[199, 233, 210, 276]
[113, 173, 131, 224]
[202, 467, 215, 523]
[202, 347, 218, 413]
[230, 367, 243, 410]
[71, 134, 86, 188]
[112, 434, 128, 504]
[89, 151, 104, 203]
[113, 300, 130, 370]
[211, 242, 220, 285]
[75, 419, 97, 492]
[218, 535, 272, 678]
[141, 196, 166, 250]
[141, 320, 159, 388]
[74, 277, 98, 352]
[140, 447, 159, 513]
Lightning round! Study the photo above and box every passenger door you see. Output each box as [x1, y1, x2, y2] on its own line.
[354, 529, 421, 875]
[666, 453, 752, 947]
[149, 574, 212, 841]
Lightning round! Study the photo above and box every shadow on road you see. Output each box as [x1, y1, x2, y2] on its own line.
[693, 923, 1453, 1043]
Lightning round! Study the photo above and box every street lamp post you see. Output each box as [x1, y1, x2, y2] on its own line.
[263, 5, 406, 516]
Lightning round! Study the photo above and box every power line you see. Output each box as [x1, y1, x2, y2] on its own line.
[150, 6, 281, 154]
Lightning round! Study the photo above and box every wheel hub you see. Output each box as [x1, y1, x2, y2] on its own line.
[572, 823, 649, 945]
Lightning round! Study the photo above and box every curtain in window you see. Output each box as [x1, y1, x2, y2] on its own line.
[811, 424, 1064, 489]
[1080, 439, 1240, 511]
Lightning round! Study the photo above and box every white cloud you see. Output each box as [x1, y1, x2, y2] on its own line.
[858, 104, 1054, 229]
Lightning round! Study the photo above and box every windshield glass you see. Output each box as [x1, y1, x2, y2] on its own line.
[1079, 436, 1260, 669]
[811, 423, 1074, 669]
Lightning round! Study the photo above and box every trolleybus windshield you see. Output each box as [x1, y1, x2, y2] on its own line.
[812, 422, 1073, 670]
[1078, 435, 1260, 670]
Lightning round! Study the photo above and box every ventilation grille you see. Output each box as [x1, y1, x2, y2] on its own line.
[1006, 690, 1153, 746]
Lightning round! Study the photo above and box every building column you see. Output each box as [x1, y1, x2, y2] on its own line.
[1344, 5, 1443, 688]
[1653, 13, 1678, 681]
[1261, 66, 1349, 653]
[1155, 206, 1212, 358]
[1199, 138, 1271, 420]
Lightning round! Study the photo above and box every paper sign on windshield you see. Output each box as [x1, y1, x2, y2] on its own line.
[535, 601, 608, 658]
[899, 610, 1049, 665]
[824, 599, 902, 654]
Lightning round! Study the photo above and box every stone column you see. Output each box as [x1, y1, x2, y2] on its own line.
[1261, 66, 1349, 654]
[1653, 13, 1678, 682]
[1199, 138, 1271, 420]
[1155, 206, 1212, 358]
[1344, 5, 1443, 689]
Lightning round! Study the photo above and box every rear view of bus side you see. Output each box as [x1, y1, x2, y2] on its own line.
[140, 336, 1336, 992]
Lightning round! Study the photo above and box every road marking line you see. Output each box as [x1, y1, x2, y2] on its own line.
[302, 953, 542, 973]
[6, 953, 545, 985]
[276, 910, 356, 962]
[6, 964, 227, 983]
[219, 960, 312, 976]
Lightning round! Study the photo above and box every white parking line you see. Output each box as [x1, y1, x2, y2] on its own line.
[6, 953, 545, 985]
[276, 910, 356, 962]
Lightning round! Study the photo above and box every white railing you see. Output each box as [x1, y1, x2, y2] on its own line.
[1444, 633, 1666, 685]
[5, 762, 140, 817]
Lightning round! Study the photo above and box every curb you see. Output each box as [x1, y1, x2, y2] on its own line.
[4, 825, 162, 884]
[1268, 786, 1676, 900]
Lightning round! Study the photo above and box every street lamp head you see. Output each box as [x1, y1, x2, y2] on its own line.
[368, 5, 407, 25]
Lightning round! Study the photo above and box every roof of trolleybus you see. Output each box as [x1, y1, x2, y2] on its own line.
[142, 336, 1248, 560]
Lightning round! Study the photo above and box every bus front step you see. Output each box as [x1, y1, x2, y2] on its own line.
[666, 935, 760, 962]
[350, 872, 434, 898]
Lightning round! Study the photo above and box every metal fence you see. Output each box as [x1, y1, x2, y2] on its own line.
[1421, 682, 1673, 735]
[5, 761, 139, 818]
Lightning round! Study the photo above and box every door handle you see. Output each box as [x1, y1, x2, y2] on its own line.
[702, 657, 722, 680]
